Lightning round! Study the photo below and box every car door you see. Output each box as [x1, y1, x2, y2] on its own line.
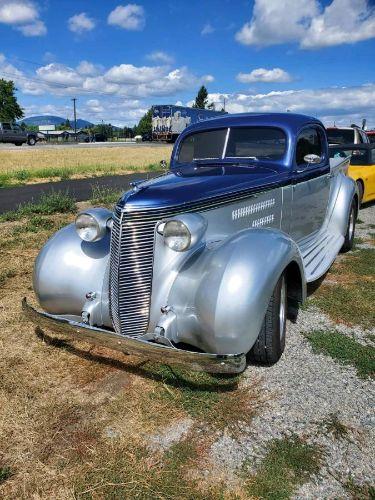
[289, 126, 330, 242]
[367, 147, 375, 199]
[1, 122, 14, 142]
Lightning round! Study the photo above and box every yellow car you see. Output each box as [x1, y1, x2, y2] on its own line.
[330, 144, 375, 204]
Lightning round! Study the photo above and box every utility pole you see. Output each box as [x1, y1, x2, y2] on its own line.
[71, 97, 77, 141]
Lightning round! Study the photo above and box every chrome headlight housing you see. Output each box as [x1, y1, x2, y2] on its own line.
[158, 214, 207, 252]
[75, 208, 112, 242]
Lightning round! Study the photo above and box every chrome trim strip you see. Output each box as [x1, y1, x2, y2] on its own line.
[22, 298, 246, 374]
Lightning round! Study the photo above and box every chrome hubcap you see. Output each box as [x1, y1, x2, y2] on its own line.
[279, 277, 286, 340]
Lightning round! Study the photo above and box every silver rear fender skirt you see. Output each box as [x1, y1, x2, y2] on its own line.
[22, 298, 246, 374]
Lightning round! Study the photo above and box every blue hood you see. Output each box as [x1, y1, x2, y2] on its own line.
[120, 165, 289, 211]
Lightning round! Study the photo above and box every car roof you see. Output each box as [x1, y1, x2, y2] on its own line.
[326, 126, 355, 130]
[183, 112, 323, 136]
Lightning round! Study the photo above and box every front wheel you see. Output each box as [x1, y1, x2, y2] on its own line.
[341, 199, 356, 252]
[249, 273, 287, 364]
[27, 136, 36, 146]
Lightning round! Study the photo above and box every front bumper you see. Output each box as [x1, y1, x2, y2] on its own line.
[22, 298, 246, 374]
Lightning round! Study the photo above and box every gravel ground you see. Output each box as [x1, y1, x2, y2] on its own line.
[145, 205, 374, 497]
[209, 204, 375, 497]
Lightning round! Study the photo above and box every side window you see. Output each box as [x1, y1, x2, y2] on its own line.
[296, 128, 322, 166]
[2, 123, 11, 130]
[371, 148, 375, 164]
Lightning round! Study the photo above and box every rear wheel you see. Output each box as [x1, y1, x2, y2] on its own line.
[14, 142, 22, 146]
[249, 273, 287, 364]
[341, 199, 356, 252]
[356, 180, 364, 206]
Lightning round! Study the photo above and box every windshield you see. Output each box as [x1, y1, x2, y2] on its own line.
[327, 128, 354, 144]
[177, 127, 286, 163]
[330, 148, 368, 165]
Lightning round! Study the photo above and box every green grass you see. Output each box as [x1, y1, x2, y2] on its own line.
[91, 185, 123, 206]
[244, 436, 321, 499]
[0, 466, 13, 485]
[0, 192, 76, 222]
[312, 247, 375, 329]
[0, 163, 162, 188]
[304, 330, 375, 378]
[12, 215, 55, 235]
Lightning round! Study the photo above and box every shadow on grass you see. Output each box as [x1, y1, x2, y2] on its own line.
[35, 327, 239, 393]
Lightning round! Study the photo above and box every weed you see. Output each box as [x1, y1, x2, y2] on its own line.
[356, 218, 364, 224]
[14, 169, 30, 182]
[0, 269, 17, 287]
[244, 435, 321, 499]
[0, 466, 13, 485]
[0, 173, 11, 187]
[91, 184, 122, 206]
[323, 413, 349, 439]
[344, 477, 375, 499]
[12, 216, 55, 235]
[304, 330, 375, 378]
[0, 191, 76, 221]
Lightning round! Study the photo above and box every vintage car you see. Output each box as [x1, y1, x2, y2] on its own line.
[330, 143, 375, 204]
[23, 113, 358, 374]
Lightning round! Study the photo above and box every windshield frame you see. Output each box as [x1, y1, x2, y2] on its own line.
[175, 126, 288, 165]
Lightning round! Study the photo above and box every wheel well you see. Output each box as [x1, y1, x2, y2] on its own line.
[285, 261, 303, 303]
[285, 261, 304, 320]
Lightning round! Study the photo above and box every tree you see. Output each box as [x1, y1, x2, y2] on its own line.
[192, 85, 209, 109]
[135, 108, 152, 136]
[0, 79, 24, 122]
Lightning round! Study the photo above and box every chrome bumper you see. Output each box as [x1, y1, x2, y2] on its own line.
[22, 298, 246, 374]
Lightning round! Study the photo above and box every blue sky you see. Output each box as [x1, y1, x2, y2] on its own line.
[0, 0, 374, 127]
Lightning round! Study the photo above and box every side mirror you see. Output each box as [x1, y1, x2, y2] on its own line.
[303, 154, 321, 164]
[160, 160, 167, 170]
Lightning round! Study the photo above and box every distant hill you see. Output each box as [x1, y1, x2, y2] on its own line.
[19, 115, 94, 128]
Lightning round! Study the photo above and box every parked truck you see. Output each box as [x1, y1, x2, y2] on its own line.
[0, 122, 37, 146]
[152, 105, 226, 142]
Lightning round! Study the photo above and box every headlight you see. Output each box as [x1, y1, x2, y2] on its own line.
[75, 208, 112, 242]
[163, 220, 191, 252]
[159, 214, 207, 252]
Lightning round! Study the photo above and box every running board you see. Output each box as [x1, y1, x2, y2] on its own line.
[300, 229, 344, 282]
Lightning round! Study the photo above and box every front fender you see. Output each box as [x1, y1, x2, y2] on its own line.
[33, 223, 111, 327]
[167, 228, 305, 355]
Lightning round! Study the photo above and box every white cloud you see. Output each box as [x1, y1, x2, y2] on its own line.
[76, 60, 103, 76]
[237, 68, 292, 83]
[146, 51, 174, 64]
[201, 22, 214, 35]
[104, 63, 161, 84]
[0, 0, 46, 36]
[17, 19, 46, 35]
[204, 84, 375, 125]
[203, 74, 215, 83]
[236, 0, 375, 49]
[0, 0, 37, 24]
[301, 0, 375, 48]
[68, 12, 96, 34]
[36, 63, 84, 87]
[108, 4, 145, 31]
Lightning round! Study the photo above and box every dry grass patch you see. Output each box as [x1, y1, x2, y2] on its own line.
[0, 145, 171, 186]
[0, 206, 265, 497]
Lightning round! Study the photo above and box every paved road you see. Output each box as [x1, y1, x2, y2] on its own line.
[0, 172, 161, 213]
[0, 141, 167, 151]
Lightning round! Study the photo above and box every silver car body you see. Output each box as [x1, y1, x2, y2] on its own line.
[25, 114, 357, 373]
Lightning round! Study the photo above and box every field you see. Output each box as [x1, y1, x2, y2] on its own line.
[0, 193, 374, 499]
[0, 145, 172, 187]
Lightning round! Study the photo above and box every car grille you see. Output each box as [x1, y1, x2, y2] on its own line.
[109, 180, 280, 337]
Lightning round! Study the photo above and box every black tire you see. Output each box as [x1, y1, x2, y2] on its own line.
[341, 199, 356, 252]
[356, 180, 364, 207]
[14, 142, 23, 146]
[249, 273, 287, 364]
[27, 136, 36, 146]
